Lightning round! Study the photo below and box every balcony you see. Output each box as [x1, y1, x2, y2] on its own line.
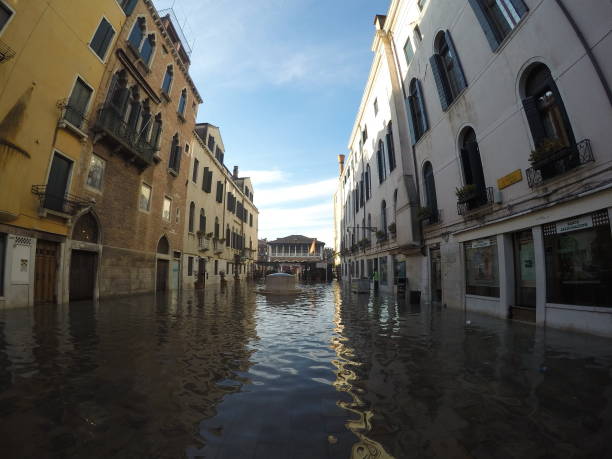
[213, 240, 224, 254]
[457, 186, 494, 216]
[57, 100, 88, 139]
[526, 139, 593, 187]
[32, 185, 91, 216]
[0, 39, 15, 64]
[92, 106, 157, 168]
[197, 235, 210, 252]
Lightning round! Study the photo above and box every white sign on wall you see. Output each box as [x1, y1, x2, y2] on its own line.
[556, 216, 593, 234]
[11, 243, 31, 284]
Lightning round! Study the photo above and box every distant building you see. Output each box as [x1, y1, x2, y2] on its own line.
[267, 235, 325, 276]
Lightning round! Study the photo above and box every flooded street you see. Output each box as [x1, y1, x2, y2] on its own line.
[1, 282, 611, 458]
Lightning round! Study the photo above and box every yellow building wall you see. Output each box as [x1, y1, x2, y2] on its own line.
[0, 0, 126, 236]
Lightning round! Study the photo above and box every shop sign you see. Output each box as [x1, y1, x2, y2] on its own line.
[470, 238, 493, 249]
[497, 169, 522, 190]
[556, 216, 593, 234]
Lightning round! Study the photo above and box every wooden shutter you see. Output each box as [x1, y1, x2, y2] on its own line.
[123, 0, 138, 15]
[430, 54, 451, 111]
[377, 149, 384, 183]
[467, 0, 500, 51]
[416, 79, 429, 132]
[466, 142, 486, 190]
[445, 31, 467, 91]
[460, 148, 474, 185]
[522, 96, 547, 146]
[91, 18, 115, 59]
[405, 96, 418, 145]
[69, 78, 92, 116]
[510, 0, 528, 17]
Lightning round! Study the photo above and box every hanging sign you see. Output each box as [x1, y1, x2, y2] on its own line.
[556, 216, 593, 234]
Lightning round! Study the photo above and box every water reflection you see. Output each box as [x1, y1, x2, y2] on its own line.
[0, 282, 610, 458]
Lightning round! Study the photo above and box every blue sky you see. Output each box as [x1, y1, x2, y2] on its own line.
[153, 0, 389, 246]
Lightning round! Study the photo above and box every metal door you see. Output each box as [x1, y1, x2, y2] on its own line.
[69, 250, 96, 301]
[514, 231, 536, 307]
[430, 247, 442, 303]
[45, 154, 72, 212]
[156, 259, 168, 291]
[35, 240, 59, 304]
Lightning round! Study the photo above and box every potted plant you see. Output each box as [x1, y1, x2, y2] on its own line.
[528, 138, 566, 167]
[388, 223, 396, 234]
[376, 230, 387, 241]
[416, 206, 433, 221]
[455, 184, 478, 203]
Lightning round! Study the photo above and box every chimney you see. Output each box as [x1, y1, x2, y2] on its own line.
[374, 15, 386, 31]
[233, 166, 239, 178]
[338, 154, 345, 175]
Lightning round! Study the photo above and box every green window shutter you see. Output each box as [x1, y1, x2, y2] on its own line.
[444, 31, 467, 90]
[430, 54, 451, 111]
[415, 79, 429, 132]
[510, 0, 528, 17]
[468, 0, 500, 51]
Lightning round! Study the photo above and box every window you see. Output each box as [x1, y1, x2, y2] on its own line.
[128, 18, 155, 65]
[86, 154, 105, 190]
[407, 79, 429, 144]
[544, 212, 612, 307]
[376, 140, 387, 183]
[373, 98, 378, 116]
[188, 202, 195, 232]
[249, 214, 253, 227]
[465, 237, 499, 297]
[362, 126, 368, 143]
[168, 134, 181, 173]
[469, 0, 527, 50]
[0, 233, 5, 296]
[90, 18, 115, 60]
[161, 65, 173, 94]
[423, 162, 438, 223]
[430, 31, 467, 110]
[176, 207, 180, 223]
[417, 0, 427, 11]
[207, 135, 215, 152]
[140, 34, 155, 65]
[215, 147, 224, 164]
[128, 17, 145, 49]
[118, 0, 138, 15]
[126, 86, 141, 131]
[459, 128, 488, 210]
[187, 256, 193, 276]
[202, 167, 213, 193]
[192, 158, 199, 183]
[178, 89, 187, 116]
[413, 25, 422, 44]
[365, 165, 371, 200]
[214, 217, 220, 238]
[381, 200, 388, 234]
[0, 1, 13, 33]
[150, 114, 162, 149]
[403, 37, 414, 66]
[215, 181, 223, 203]
[226, 226, 231, 246]
[162, 197, 172, 221]
[44, 153, 73, 212]
[139, 183, 151, 211]
[386, 123, 396, 172]
[199, 209, 206, 233]
[65, 77, 93, 129]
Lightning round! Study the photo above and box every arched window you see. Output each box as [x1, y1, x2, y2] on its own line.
[150, 113, 162, 149]
[72, 212, 99, 243]
[386, 123, 396, 171]
[407, 79, 428, 144]
[128, 17, 145, 49]
[459, 128, 488, 210]
[138, 99, 152, 141]
[178, 89, 187, 115]
[161, 65, 173, 94]
[199, 209, 206, 233]
[214, 217, 220, 238]
[381, 200, 388, 235]
[140, 34, 155, 65]
[188, 202, 195, 233]
[126, 86, 141, 131]
[423, 162, 439, 223]
[365, 165, 371, 200]
[523, 63, 574, 149]
[430, 31, 467, 110]
[157, 236, 169, 254]
[169, 133, 181, 172]
[108, 70, 130, 117]
[469, 0, 527, 51]
[377, 140, 387, 183]
[226, 225, 231, 246]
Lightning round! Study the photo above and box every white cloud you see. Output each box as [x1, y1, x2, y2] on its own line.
[240, 169, 287, 186]
[254, 178, 337, 207]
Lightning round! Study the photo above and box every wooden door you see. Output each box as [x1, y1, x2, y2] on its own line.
[69, 250, 96, 301]
[35, 240, 59, 304]
[156, 259, 168, 291]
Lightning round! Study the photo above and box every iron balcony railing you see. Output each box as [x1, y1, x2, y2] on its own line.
[526, 139, 593, 187]
[197, 236, 210, 251]
[457, 186, 494, 216]
[0, 39, 15, 64]
[93, 106, 157, 166]
[32, 185, 91, 215]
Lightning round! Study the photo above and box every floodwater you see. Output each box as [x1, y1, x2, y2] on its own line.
[0, 282, 611, 459]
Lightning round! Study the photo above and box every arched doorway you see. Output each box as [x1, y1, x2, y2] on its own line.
[156, 236, 170, 292]
[70, 212, 99, 301]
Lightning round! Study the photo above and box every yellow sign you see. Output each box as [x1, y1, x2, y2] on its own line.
[497, 169, 522, 190]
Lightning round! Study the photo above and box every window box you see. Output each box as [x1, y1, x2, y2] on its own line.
[526, 139, 593, 187]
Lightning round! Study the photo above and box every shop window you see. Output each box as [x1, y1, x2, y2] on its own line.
[430, 31, 467, 110]
[465, 237, 499, 297]
[544, 211, 612, 307]
[468, 0, 527, 51]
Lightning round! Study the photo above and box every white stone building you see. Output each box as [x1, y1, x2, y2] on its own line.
[335, 0, 612, 336]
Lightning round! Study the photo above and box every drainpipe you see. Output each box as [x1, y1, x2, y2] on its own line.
[554, 0, 612, 108]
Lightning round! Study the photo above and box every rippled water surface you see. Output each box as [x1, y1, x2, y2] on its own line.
[1, 281, 611, 458]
